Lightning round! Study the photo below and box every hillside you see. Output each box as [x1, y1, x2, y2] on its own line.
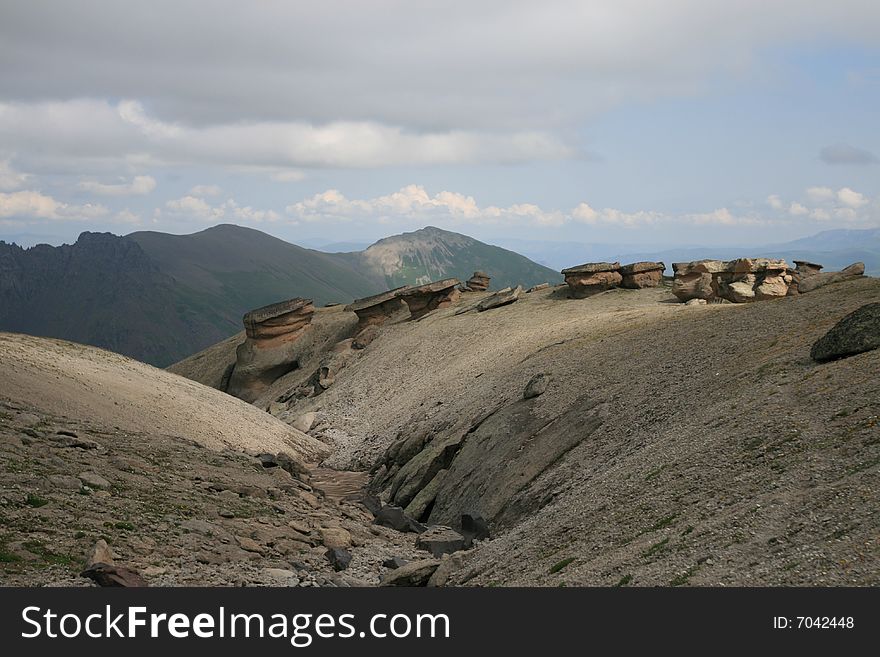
[174, 276, 880, 586]
[0, 224, 556, 367]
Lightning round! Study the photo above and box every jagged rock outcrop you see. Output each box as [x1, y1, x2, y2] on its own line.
[797, 262, 865, 294]
[810, 302, 880, 362]
[620, 261, 665, 289]
[399, 278, 461, 319]
[562, 262, 622, 298]
[226, 298, 315, 402]
[344, 286, 411, 330]
[465, 271, 491, 291]
[672, 258, 794, 303]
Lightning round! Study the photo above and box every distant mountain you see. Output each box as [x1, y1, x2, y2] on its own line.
[0, 224, 558, 366]
[347, 226, 561, 289]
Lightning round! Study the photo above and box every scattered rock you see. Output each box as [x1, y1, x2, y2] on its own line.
[292, 412, 317, 434]
[50, 433, 99, 449]
[382, 556, 409, 569]
[85, 539, 116, 568]
[325, 547, 352, 571]
[320, 527, 352, 549]
[78, 472, 110, 489]
[227, 297, 315, 402]
[416, 525, 466, 557]
[810, 303, 880, 363]
[465, 271, 491, 292]
[562, 262, 622, 298]
[81, 563, 148, 587]
[460, 513, 491, 542]
[47, 474, 82, 490]
[235, 536, 265, 554]
[476, 286, 523, 312]
[379, 559, 440, 587]
[619, 261, 665, 289]
[427, 552, 465, 587]
[523, 373, 549, 399]
[399, 279, 461, 319]
[374, 505, 427, 533]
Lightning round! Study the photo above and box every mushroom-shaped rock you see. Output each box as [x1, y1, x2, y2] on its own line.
[794, 260, 823, 277]
[673, 258, 797, 303]
[398, 278, 461, 319]
[227, 298, 314, 402]
[477, 285, 522, 312]
[465, 271, 491, 291]
[619, 261, 665, 289]
[344, 286, 411, 330]
[562, 262, 622, 298]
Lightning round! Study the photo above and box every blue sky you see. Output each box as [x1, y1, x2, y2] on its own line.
[0, 1, 878, 249]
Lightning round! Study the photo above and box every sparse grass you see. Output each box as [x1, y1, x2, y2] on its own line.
[614, 574, 632, 587]
[649, 514, 678, 532]
[114, 521, 135, 531]
[21, 540, 75, 567]
[642, 538, 669, 559]
[669, 564, 699, 586]
[549, 557, 575, 574]
[25, 494, 48, 508]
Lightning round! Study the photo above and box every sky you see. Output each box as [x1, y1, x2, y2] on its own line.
[0, 0, 879, 249]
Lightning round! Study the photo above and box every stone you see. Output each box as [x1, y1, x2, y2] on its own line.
[235, 536, 265, 554]
[292, 412, 317, 434]
[562, 262, 622, 298]
[325, 547, 352, 571]
[47, 474, 82, 490]
[810, 303, 880, 363]
[798, 262, 865, 294]
[399, 278, 461, 319]
[320, 527, 352, 549]
[755, 273, 790, 300]
[404, 469, 447, 521]
[465, 271, 491, 292]
[460, 513, 490, 542]
[388, 433, 466, 508]
[85, 539, 116, 568]
[794, 260, 823, 276]
[379, 559, 440, 586]
[673, 258, 797, 303]
[427, 552, 465, 587]
[685, 298, 707, 306]
[49, 433, 99, 449]
[672, 271, 715, 302]
[619, 261, 665, 289]
[81, 563, 148, 587]
[227, 297, 315, 402]
[382, 556, 409, 569]
[416, 526, 466, 557]
[78, 472, 110, 489]
[374, 505, 427, 533]
[263, 568, 297, 581]
[476, 285, 523, 312]
[345, 287, 411, 330]
[526, 283, 550, 293]
[523, 373, 549, 399]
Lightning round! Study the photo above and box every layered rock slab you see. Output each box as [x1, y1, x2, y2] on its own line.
[398, 278, 461, 319]
[619, 261, 665, 289]
[562, 262, 622, 298]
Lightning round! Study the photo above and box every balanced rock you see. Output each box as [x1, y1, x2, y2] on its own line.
[794, 260, 823, 277]
[226, 298, 314, 402]
[399, 278, 461, 319]
[465, 271, 491, 292]
[345, 287, 411, 330]
[619, 261, 665, 289]
[562, 262, 622, 298]
[810, 303, 880, 363]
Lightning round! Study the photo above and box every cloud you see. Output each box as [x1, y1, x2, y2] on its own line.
[820, 143, 878, 165]
[0, 160, 29, 191]
[164, 195, 279, 223]
[836, 186, 868, 208]
[0, 190, 108, 220]
[788, 202, 809, 216]
[188, 184, 222, 197]
[79, 175, 156, 196]
[806, 186, 835, 203]
[766, 194, 784, 210]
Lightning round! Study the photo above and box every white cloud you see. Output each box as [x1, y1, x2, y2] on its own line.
[836, 186, 868, 208]
[0, 160, 29, 191]
[766, 194, 784, 210]
[164, 195, 279, 223]
[79, 175, 156, 196]
[788, 202, 809, 216]
[114, 208, 141, 224]
[806, 186, 835, 203]
[0, 190, 108, 220]
[188, 184, 222, 197]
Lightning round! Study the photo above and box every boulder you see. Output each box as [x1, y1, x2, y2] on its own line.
[476, 286, 522, 312]
[523, 373, 549, 399]
[404, 468, 448, 521]
[562, 262, 622, 298]
[382, 557, 409, 569]
[465, 271, 491, 292]
[398, 278, 461, 319]
[379, 559, 440, 587]
[227, 298, 314, 402]
[291, 412, 317, 433]
[673, 258, 796, 303]
[85, 539, 116, 568]
[810, 303, 880, 363]
[460, 513, 490, 542]
[320, 527, 352, 549]
[427, 552, 466, 587]
[324, 547, 352, 572]
[81, 563, 148, 587]
[794, 260, 823, 277]
[619, 261, 665, 289]
[345, 287, 411, 330]
[416, 526, 466, 557]
[78, 472, 111, 489]
[798, 262, 865, 294]
[374, 505, 427, 533]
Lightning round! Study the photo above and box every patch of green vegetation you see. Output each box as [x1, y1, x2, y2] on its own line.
[25, 494, 48, 508]
[642, 538, 670, 559]
[114, 521, 135, 531]
[669, 564, 699, 586]
[650, 514, 678, 532]
[549, 557, 576, 574]
[614, 574, 632, 587]
[681, 525, 695, 536]
[22, 540, 75, 567]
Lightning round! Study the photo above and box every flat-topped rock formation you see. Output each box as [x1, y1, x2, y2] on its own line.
[794, 260, 823, 277]
[477, 285, 522, 312]
[227, 297, 315, 402]
[465, 271, 491, 292]
[399, 278, 461, 319]
[619, 261, 665, 289]
[561, 262, 622, 298]
[796, 262, 864, 294]
[344, 286, 411, 330]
